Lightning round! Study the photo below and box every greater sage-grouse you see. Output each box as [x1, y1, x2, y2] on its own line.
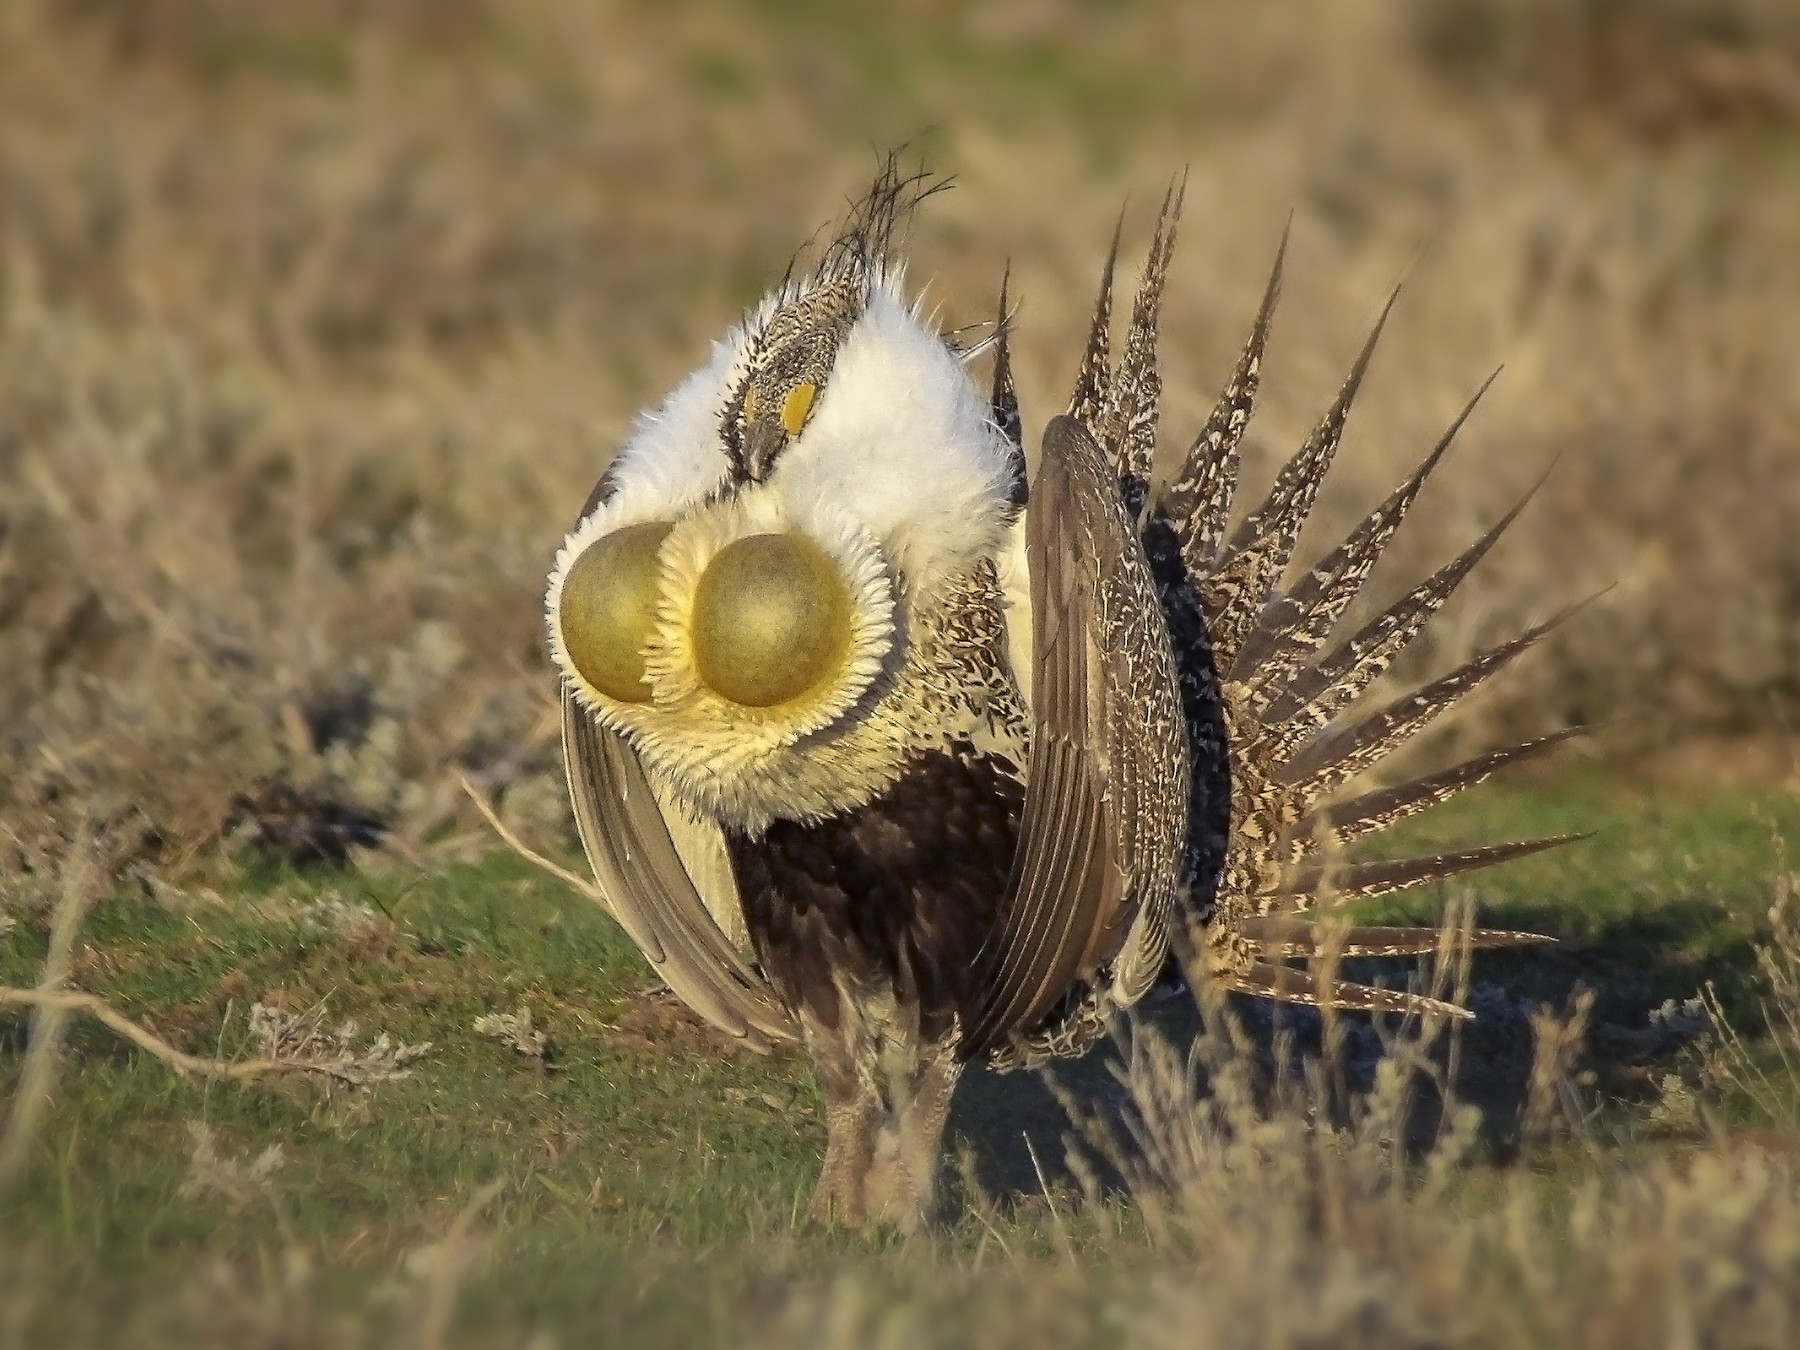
[545, 164, 1580, 1229]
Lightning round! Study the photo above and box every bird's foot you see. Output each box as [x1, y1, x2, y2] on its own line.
[806, 1170, 868, 1229]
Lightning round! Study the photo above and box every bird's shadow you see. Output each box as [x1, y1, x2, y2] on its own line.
[945, 900, 1755, 1212]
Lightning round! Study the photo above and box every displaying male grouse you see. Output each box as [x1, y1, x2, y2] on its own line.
[545, 163, 1580, 1229]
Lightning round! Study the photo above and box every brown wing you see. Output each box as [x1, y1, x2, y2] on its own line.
[961, 414, 1187, 1057]
[562, 692, 796, 1050]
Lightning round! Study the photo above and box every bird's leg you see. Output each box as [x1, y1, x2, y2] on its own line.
[866, 1033, 961, 1231]
[806, 1029, 881, 1228]
[802, 1002, 962, 1231]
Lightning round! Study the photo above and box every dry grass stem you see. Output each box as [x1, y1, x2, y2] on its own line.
[0, 827, 100, 1190]
[0, 987, 382, 1089]
[458, 772, 607, 907]
[0, 986, 432, 1094]
[406, 1178, 506, 1350]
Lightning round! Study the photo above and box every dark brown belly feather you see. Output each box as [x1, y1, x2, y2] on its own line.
[724, 740, 1023, 1048]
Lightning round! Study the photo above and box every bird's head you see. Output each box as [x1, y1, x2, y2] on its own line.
[545, 173, 1024, 833]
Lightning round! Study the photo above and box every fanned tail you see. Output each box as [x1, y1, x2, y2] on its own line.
[1228, 371, 1498, 688]
[1235, 915, 1552, 958]
[1223, 963, 1473, 1021]
[1265, 834, 1590, 908]
[1160, 222, 1287, 577]
[1295, 726, 1585, 852]
[1103, 179, 1183, 523]
[1066, 209, 1124, 432]
[1086, 203, 1591, 1018]
[1248, 465, 1559, 753]
[1204, 286, 1399, 676]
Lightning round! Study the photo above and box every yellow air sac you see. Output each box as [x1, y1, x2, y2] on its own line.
[691, 533, 852, 708]
[558, 520, 672, 703]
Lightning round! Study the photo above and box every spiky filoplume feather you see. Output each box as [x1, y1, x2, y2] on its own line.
[1102, 181, 1182, 523]
[989, 264, 1027, 509]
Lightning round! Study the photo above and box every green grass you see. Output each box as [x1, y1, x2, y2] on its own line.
[4, 853, 823, 1239]
[4, 774, 1798, 1345]
[1361, 773, 1800, 1022]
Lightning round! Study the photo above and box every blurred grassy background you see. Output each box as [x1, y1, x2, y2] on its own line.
[4, 0, 1800, 884]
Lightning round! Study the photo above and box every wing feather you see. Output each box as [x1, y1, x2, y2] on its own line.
[561, 692, 796, 1049]
[963, 414, 1185, 1056]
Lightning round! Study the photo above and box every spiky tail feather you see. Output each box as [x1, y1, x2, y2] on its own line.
[1067, 196, 1582, 1023]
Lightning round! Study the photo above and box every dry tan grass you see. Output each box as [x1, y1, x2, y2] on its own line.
[1411, 0, 1800, 143]
[2, 0, 1798, 883]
